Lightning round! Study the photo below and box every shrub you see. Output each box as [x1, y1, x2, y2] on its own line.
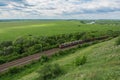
[57, 51, 66, 55]
[27, 44, 42, 54]
[81, 33, 92, 40]
[13, 45, 23, 54]
[3, 46, 13, 55]
[52, 52, 61, 57]
[74, 56, 87, 66]
[116, 37, 120, 45]
[8, 67, 23, 74]
[81, 43, 91, 47]
[39, 55, 49, 63]
[53, 50, 70, 57]
[38, 63, 63, 80]
[26, 46, 36, 54]
[0, 41, 12, 48]
[0, 50, 4, 55]
[0, 58, 6, 64]
[52, 48, 76, 58]
[33, 44, 42, 51]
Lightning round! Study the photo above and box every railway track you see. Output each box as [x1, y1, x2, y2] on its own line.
[0, 36, 110, 73]
[0, 45, 76, 73]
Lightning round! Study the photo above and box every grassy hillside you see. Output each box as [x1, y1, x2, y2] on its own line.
[1, 37, 119, 80]
[20, 38, 120, 80]
[55, 38, 120, 80]
[0, 20, 120, 41]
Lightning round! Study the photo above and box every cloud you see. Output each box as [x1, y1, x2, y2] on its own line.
[0, 3, 7, 6]
[0, 0, 120, 19]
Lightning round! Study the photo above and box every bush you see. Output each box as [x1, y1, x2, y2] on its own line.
[116, 37, 120, 45]
[53, 50, 71, 57]
[81, 33, 92, 40]
[13, 45, 23, 54]
[0, 50, 4, 55]
[0, 58, 6, 64]
[74, 56, 87, 66]
[0, 41, 12, 48]
[81, 43, 91, 47]
[27, 44, 42, 54]
[3, 46, 13, 55]
[38, 63, 63, 80]
[33, 44, 42, 51]
[39, 55, 49, 63]
[8, 67, 23, 74]
[57, 51, 66, 55]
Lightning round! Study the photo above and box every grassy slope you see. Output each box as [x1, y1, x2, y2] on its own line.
[0, 20, 120, 41]
[14, 38, 120, 80]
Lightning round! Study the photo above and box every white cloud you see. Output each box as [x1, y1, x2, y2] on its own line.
[0, 0, 120, 19]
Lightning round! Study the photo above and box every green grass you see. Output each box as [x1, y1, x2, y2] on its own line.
[54, 39, 120, 80]
[0, 20, 120, 41]
[55, 38, 120, 80]
[22, 38, 120, 80]
[1, 37, 119, 80]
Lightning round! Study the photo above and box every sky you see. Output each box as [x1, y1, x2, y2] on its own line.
[0, 0, 120, 19]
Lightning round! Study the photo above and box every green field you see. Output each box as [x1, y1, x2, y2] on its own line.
[1, 37, 120, 80]
[0, 20, 120, 80]
[0, 20, 120, 41]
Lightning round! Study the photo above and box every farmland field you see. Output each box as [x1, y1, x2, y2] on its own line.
[0, 20, 120, 41]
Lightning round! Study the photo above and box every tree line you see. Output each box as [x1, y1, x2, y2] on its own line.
[0, 30, 119, 64]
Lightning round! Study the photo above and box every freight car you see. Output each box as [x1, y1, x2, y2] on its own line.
[59, 40, 83, 48]
[59, 36, 109, 49]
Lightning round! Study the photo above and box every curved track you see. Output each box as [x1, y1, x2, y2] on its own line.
[0, 36, 110, 73]
[0, 46, 76, 73]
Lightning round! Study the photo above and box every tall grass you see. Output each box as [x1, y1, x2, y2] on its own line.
[116, 36, 120, 45]
[74, 56, 87, 66]
[38, 63, 63, 80]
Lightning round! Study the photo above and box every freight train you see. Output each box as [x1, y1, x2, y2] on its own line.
[59, 36, 109, 49]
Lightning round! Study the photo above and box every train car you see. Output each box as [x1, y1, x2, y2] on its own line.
[59, 40, 83, 49]
[59, 36, 109, 49]
[84, 37, 96, 42]
[84, 39, 91, 42]
[59, 44, 65, 49]
[78, 40, 84, 44]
